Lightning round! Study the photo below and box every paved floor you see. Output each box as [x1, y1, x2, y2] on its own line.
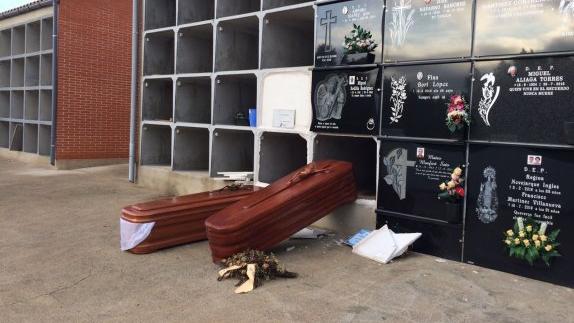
[1, 157, 573, 322]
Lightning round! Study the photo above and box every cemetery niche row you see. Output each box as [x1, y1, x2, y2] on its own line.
[374, 56, 574, 147]
[314, 0, 574, 67]
[0, 89, 52, 125]
[0, 121, 51, 156]
[144, 0, 314, 30]
[141, 73, 258, 127]
[139, 124, 256, 176]
[0, 17, 53, 58]
[143, 7, 315, 75]
[0, 15, 54, 158]
[375, 139, 574, 287]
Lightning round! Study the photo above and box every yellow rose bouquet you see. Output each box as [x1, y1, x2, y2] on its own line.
[503, 217, 560, 266]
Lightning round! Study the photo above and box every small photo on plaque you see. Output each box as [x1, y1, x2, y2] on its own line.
[527, 155, 542, 166]
[416, 147, 425, 159]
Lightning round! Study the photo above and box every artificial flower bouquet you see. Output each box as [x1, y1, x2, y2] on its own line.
[344, 24, 378, 54]
[446, 95, 470, 133]
[438, 167, 464, 202]
[438, 166, 465, 202]
[504, 217, 560, 266]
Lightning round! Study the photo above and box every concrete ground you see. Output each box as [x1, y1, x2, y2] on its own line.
[0, 157, 573, 323]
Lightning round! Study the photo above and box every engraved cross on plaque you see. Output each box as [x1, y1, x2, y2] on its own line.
[383, 148, 416, 200]
[320, 10, 337, 52]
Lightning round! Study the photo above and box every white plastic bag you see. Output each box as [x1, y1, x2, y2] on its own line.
[120, 219, 155, 251]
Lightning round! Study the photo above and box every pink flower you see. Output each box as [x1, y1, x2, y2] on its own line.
[451, 95, 463, 106]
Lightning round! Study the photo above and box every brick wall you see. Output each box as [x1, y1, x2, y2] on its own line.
[56, 0, 132, 160]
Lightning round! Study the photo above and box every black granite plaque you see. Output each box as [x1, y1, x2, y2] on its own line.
[471, 57, 574, 145]
[377, 210, 463, 261]
[378, 140, 466, 223]
[315, 0, 384, 67]
[475, 0, 574, 57]
[383, 0, 473, 62]
[311, 66, 381, 135]
[381, 62, 471, 139]
[465, 144, 574, 287]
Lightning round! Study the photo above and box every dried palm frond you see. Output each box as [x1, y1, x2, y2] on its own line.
[217, 250, 298, 293]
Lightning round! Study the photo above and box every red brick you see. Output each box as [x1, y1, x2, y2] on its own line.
[56, 0, 133, 160]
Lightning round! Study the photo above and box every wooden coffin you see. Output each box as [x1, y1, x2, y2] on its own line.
[121, 185, 259, 254]
[206, 161, 357, 261]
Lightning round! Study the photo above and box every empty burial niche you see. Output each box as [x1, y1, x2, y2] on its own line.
[144, 30, 174, 76]
[144, 0, 176, 30]
[176, 24, 213, 74]
[261, 6, 314, 69]
[41, 18, 53, 50]
[143, 78, 173, 121]
[11, 58, 24, 87]
[175, 77, 211, 124]
[0, 29, 11, 58]
[40, 54, 52, 86]
[178, 0, 214, 24]
[12, 26, 25, 55]
[211, 129, 254, 177]
[263, 0, 313, 10]
[215, 17, 259, 71]
[314, 135, 377, 196]
[258, 132, 307, 183]
[173, 127, 210, 171]
[141, 124, 172, 166]
[23, 123, 38, 153]
[217, 0, 260, 18]
[0, 121, 8, 148]
[26, 21, 41, 53]
[9, 122, 23, 151]
[0, 60, 10, 87]
[39, 90, 51, 121]
[11, 91, 24, 119]
[38, 125, 50, 156]
[0, 91, 9, 118]
[214, 74, 256, 126]
[25, 56, 40, 86]
[25, 90, 39, 120]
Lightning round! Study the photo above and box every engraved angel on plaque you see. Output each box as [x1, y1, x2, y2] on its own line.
[315, 74, 348, 121]
[478, 73, 500, 127]
[383, 148, 415, 200]
[476, 166, 499, 224]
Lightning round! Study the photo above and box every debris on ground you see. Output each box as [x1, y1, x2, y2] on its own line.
[217, 250, 298, 294]
[345, 229, 372, 246]
[352, 225, 421, 264]
[290, 227, 329, 239]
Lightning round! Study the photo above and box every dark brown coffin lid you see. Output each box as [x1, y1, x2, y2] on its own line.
[205, 160, 353, 232]
[121, 186, 259, 221]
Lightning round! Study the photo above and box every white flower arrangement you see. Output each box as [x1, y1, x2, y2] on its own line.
[343, 24, 378, 54]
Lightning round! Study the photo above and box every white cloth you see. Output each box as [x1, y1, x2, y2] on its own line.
[120, 219, 155, 251]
